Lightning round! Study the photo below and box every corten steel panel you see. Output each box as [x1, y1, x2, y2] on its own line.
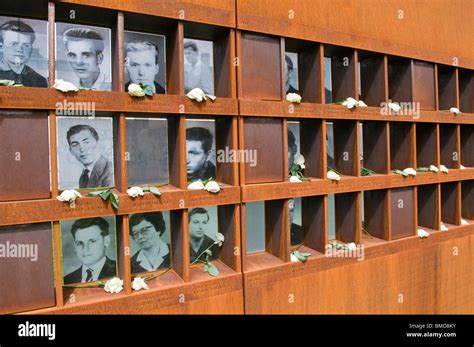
[0, 111, 51, 202]
[390, 187, 415, 239]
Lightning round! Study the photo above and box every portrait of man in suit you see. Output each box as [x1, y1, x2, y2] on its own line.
[0, 18, 48, 87]
[63, 217, 117, 285]
[189, 207, 219, 263]
[129, 212, 170, 274]
[186, 126, 216, 182]
[184, 39, 214, 95]
[66, 124, 114, 189]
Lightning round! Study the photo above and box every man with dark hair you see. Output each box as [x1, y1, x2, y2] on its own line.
[0, 20, 47, 87]
[129, 212, 170, 274]
[62, 27, 111, 90]
[288, 129, 297, 168]
[285, 54, 298, 94]
[63, 217, 116, 284]
[186, 127, 216, 181]
[66, 124, 113, 189]
[188, 207, 219, 263]
[184, 40, 213, 94]
[125, 40, 165, 94]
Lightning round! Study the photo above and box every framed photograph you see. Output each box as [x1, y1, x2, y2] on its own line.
[186, 119, 216, 182]
[0, 16, 48, 87]
[288, 198, 302, 246]
[124, 30, 166, 94]
[57, 116, 114, 190]
[245, 201, 265, 254]
[285, 52, 298, 94]
[184, 38, 214, 95]
[324, 56, 332, 103]
[126, 117, 169, 186]
[61, 216, 117, 285]
[287, 121, 300, 169]
[128, 211, 171, 274]
[326, 121, 334, 169]
[55, 22, 112, 91]
[188, 206, 219, 263]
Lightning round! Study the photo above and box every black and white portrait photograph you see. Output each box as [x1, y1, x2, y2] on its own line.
[288, 121, 301, 168]
[186, 119, 216, 182]
[288, 198, 302, 246]
[324, 56, 332, 103]
[129, 211, 171, 274]
[126, 117, 169, 186]
[0, 16, 48, 87]
[61, 216, 117, 285]
[285, 52, 298, 94]
[326, 121, 334, 168]
[188, 206, 219, 263]
[55, 22, 112, 91]
[184, 38, 214, 95]
[245, 201, 265, 254]
[124, 31, 166, 94]
[57, 116, 114, 190]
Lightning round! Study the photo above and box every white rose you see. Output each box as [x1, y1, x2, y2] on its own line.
[327, 170, 341, 181]
[57, 189, 82, 203]
[289, 175, 302, 183]
[440, 223, 448, 232]
[439, 165, 449, 173]
[128, 83, 145, 97]
[214, 232, 225, 246]
[127, 186, 145, 198]
[461, 219, 469, 226]
[357, 100, 368, 107]
[187, 180, 205, 190]
[104, 277, 123, 294]
[342, 97, 358, 109]
[186, 88, 206, 102]
[290, 253, 299, 262]
[460, 165, 466, 170]
[417, 229, 430, 238]
[204, 180, 221, 193]
[449, 107, 461, 115]
[286, 93, 302, 103]
[388, 102, 401, 113]
[294, 154, 305, 166]
[429, 165, 439, 173]
[132, 277, 149, 291]
[53, 79, 79, 92]
[403, 168, 417, 176]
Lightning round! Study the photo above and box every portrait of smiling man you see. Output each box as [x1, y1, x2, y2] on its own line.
[0, 17, 48, 87]
[56, 24, 111, 91]
[62, 217, 117, 285]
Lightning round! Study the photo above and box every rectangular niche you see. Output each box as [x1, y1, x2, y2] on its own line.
[459, 68, 473, 113]
[389, 122, 415, 170]
[416, 123, 438, 168]
[363, 189, 389, 240]
[461, 180, 474, 221]
[358, 50, 386, 107]
[437, 65, 457, 110]
[461, 125, 474, 168]
[324, 45, 357, 103]
[362, 121, 390, 174]
[327, 120, 360, 176]
[439, 124, 459, 169]
[328, 192, 361, 244]
[441, 182, 461, 227]
[390, 187, 416, 239]
[417, 184, 440, 231]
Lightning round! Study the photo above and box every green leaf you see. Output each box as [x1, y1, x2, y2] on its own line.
[361, 167, 374, 176]
[393, 169, 408, 177]
[109, 192, 119, 210]
[416, 167, 430, 172]
[87, 191, 103, 197]
[293, 250, 310, 262]
[141, 186, 150, 192]
[99, 190, 111, 200]
[204, 249, 212, 256]
[203, 262, 219, 277]
[149, 187, 161, 196]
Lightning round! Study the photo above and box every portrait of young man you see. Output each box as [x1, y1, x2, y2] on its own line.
[183, 38, 214, 95]
[57, 117, 114, 190]
[288, 198, 302, 246]
[124, 31, 166, 94]
[56, 23, 111, 91]
[188, 207, 219, 263]
[62, 217, 117, 285]
[129, 212, 171, 274]
[186, 122, 216, 182]
[0, 17, 48, 87]
[285, 53, 298, 94]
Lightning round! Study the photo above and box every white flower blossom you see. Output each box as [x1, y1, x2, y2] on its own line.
[128, 83, 145, 97]
[403, 168, 417, 176]
[104, 277, 123, 294]
[289, 175, 302, 183]
[460, 165, 466, 170]
[214, 232, 225, 247]
[417, 228, 430, 238]
[186, 88, 207, 102]
[342, 97, 359, 109]
[327, 170, 341, 181]
[449, 107, 461, 115]
[290, 253, 299, 263]
[388, 102, 401, 113]
[357, 100, 368, 107]
[461, 219, 469, 226]
[294, 154, 305, 166]
[439, 165, 449, 173]
[429, 165, 439, 173]
[440, 223, 448, 232]
[53, 79, 79, 92]
[286, 93, 302, 103]
[187, 180, 205, 190]
[127, 186, 145, 198]
[204, 180, 221, 193]
[57, 189, 82, 208]
[132, 277, 149, 291]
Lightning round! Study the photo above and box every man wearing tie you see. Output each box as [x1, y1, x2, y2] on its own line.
[63, 217, 117, 285]
[66, 124, 114, 189]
